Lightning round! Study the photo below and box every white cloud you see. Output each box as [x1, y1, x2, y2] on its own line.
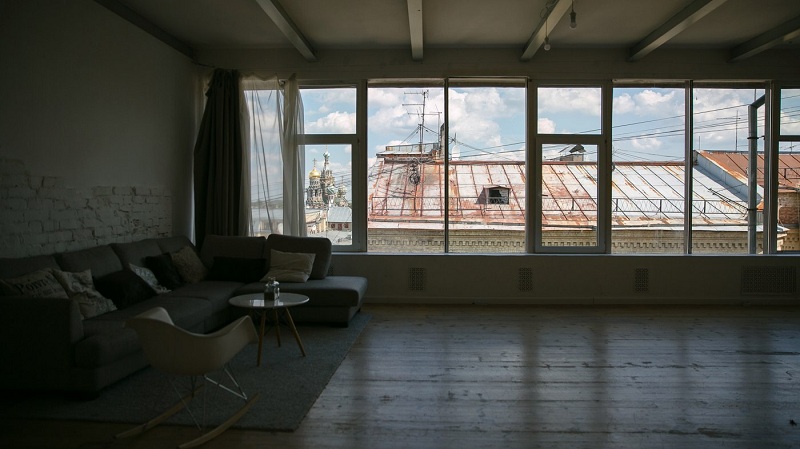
[538, 118, 556, 134]
[613, 94, 635, 114]
[306, 111, 356, 133]
[539, 87, 601, 116]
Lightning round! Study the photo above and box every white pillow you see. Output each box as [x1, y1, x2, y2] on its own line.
[130, 263, 171, 294]
[261, 250, 316, 283]
[1, 268, 69, 299]
[51, 269, 117, 319]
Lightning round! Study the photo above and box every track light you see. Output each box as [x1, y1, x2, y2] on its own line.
[570, 1, 577, 29]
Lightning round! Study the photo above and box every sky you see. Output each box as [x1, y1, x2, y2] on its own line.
[248, 86, 800, 203]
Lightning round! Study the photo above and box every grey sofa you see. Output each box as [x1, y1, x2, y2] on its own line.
[0, 234, 367, 394]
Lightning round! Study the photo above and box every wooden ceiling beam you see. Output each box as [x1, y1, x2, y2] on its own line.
[254, 0, 317, 62]
[729, 15, 800, 62]
[628, 0, 727, 62]
[520, 0, 572, 61]
[407, 0, 424, 61]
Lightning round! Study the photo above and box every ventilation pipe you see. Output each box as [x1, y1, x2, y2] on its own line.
[749, 95, 765, 254]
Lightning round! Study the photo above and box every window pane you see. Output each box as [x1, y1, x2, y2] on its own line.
[448, 86, 526, 253]
[304, 144, 352, 245]
[302, 87, 356, 134]
[780, 89, 800, 135]
[246, 87, 283, 237]
[538, 87, 601, 134]
[611, 87, 685, 254]
[367, 86, 445, 253]
[541, 143, 598, 247]
[692, 88, 765, 254]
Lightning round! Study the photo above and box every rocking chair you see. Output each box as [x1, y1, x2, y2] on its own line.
[116, 307, 259, 448]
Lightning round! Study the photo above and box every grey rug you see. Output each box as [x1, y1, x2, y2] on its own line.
[1, 313, 370, 432]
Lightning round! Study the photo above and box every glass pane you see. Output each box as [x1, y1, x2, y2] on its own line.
[538, 87, 601, 134]
[304, 144, 352, 245]
[448, 86, 526, 253]
[692, 88, 765, 254]
[611, 87, 685, 254]
[777, 140, 800, 251]
[301, 87, 357, 134]
[780, 88, 800, 135]
[246, 88, 283, 237]
[541, 144, 598, 247]
[367, 86, 446, 253]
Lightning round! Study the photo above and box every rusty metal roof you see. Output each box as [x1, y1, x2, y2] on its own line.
[698, 150, 800, 193]
[367, 152, 780, 230]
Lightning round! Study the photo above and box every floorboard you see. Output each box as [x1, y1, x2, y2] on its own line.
[1, 304, 799, 449]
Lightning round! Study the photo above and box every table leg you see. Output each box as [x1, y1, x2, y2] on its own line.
[283, 309, 306, 357]
[256, 311, 266, 367]
[273, 309, 282, 347]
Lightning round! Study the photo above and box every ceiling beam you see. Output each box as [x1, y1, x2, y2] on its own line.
[94, 0, 195, 60]
[628, 0, 728, 62]
[407, 0, 424, 61]
[520, 0, 572, 61]
[254, 0, 317, 62]
[729, 15, 800, 62]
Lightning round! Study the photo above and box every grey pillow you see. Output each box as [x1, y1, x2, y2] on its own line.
[0, 269, 69, 298]
[171, 246, 208, 284]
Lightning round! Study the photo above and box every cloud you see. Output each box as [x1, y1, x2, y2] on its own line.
[306, 111, 356, 133]
[538, 118, 556, 134]
[539, 87, 601, 116]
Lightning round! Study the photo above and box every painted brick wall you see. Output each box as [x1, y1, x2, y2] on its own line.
[0, 158, 172, 258]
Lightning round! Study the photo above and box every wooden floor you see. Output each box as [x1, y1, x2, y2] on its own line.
[3, 304, 800, 449]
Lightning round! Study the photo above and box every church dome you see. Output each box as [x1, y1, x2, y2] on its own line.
[309, 160, 320, 178]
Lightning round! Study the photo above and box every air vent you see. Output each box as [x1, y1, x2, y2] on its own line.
[518, 267, 533, 292]
[409, 267, 426, 291]
[742, 266, 796, 295]
[634, 268, 649, 292]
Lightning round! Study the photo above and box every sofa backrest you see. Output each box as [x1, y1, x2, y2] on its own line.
[155, 236, 194, 255]
[0, 255, 60, 279]
[56, 245, 123, 278]
[265, 234, 332, 280]
[200, 235, 267, 267]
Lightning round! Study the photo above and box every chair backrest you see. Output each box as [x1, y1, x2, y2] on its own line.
[127, 307, 257, 376]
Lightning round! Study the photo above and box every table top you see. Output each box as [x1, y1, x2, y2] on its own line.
[229, 292, 310, 309]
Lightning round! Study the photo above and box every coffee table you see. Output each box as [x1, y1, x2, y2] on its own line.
[228, 292, 309, 366]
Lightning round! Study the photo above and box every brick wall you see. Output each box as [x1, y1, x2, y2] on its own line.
[0, 158, 172, 258]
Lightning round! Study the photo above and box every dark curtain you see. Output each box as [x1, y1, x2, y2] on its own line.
[193, 69, 246, 249]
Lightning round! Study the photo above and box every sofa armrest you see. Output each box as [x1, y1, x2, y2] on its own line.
[0, 296, 84, 387]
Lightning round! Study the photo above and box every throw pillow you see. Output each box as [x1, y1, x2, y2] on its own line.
[95, 270, 157, 309]
[144, 253, 184, 290]
[170, 246, 207, 284]
[130, 263, 171, 294]
[52, 269, 117, 319]
[0, 269, 69, 298]
[207, 257, 267, 283]
[262, 250, 316, 283]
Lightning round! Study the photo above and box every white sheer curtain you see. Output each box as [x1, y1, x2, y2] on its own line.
[241, 74, 305, 237]
[280, 75, 306, 237]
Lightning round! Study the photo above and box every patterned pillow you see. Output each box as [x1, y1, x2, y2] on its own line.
[51, 269, 117, 319]
[130, 263, 171, 294]
[0, 269, 69, 298]
[145, 254, 183, 290]
[170, 246, 207, 284]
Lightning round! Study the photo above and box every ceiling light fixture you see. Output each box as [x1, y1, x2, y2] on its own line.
[570, 1, 577, 29]
[543, 15, 551, 51]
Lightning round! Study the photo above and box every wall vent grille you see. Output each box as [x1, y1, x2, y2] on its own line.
[741, 266, 796, 295]
[409, 267, 426, 291]
[634, 268, 649, 292]
[518, 267, 533, 292]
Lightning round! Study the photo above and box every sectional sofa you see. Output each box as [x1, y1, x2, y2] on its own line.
[0, 234, 367, 394]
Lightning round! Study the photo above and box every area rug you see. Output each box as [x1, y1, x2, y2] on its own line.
[0, 313, 370, 432]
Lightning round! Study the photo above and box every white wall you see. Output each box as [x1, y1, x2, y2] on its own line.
[0, 0, 199, 255]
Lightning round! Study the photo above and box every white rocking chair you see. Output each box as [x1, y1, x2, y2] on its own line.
[116, 306, 259, 448]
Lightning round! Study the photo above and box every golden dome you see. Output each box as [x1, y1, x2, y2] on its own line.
[309, 160, 320, 178]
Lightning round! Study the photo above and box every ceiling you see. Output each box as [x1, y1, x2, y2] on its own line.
[99, 0, 800, 62]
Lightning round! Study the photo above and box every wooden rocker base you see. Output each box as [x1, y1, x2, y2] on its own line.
[115, 389, 260, 448]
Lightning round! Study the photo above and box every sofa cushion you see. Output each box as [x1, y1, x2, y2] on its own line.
[263, 249, 315, 283]
[91, 296, 212, 332]
[237, 276, 367, 307]
[110, 239, 163, 267]
[207, 257, 267, 283]
[52, 269, 117, 319]
[57, 245, 122, 278]
[170, 246, 207, 283]
[145, 254, 184, 290]
[0, 268, 69, 298]
[74, 323, 139, 368]
[265, 234, 331, 280]
[162, 280, 243, 314]
[95, 270, 157, 309]
[200, 235, 267, 267]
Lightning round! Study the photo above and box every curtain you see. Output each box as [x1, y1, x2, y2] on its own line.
[193, 69, 249, 248]
[242, 75, 283, 236]
[280, 75, 306, 236]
